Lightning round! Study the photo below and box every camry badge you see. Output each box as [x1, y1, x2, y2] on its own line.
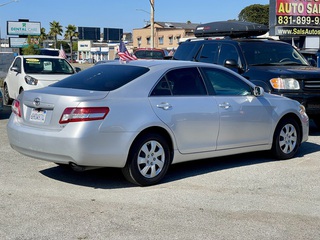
[33, 97, 41, 107]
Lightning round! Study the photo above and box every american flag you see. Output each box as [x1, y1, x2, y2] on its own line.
[59, 45, 67, 59]
[118, 41, 137, 61]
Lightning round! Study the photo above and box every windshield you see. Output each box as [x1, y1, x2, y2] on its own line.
[240, 42, 309, 66]
[23, 58, 75, 74]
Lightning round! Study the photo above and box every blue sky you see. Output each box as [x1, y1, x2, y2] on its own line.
[0, 0, 269, 38]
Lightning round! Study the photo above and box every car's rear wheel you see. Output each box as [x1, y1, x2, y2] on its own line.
[271, 118, 301, 160]
[3, 84, 13, 105]
[122, 133, 171, 186]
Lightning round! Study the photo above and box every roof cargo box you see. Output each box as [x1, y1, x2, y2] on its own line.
[194, 21, 269, 38]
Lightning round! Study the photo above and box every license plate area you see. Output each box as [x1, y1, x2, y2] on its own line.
[30, 108, 47, 123]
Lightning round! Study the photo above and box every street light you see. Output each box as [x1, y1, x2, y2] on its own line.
[137, 2, 154, 48]
[0, 0, 19, 50]
[0, 0, 18, 7]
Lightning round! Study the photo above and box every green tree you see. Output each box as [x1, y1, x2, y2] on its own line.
[238, 4, 269, 26]
[64, 24, 78, 61]
[38, 27, 47, 48]
[21, 36, 40, 55]
[49, 21, 63, 49]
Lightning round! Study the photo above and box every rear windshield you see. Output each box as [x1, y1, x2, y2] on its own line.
[50, 64, 150, 91]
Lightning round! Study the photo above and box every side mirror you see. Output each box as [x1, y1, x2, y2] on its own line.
[308, 59, 317, 67]
[75, 67, 81, 73]
[224, 59, 243, 73]
[253, 86, 264, 96]
[11, 66, 21, 73]
[224, 59, 238, 68]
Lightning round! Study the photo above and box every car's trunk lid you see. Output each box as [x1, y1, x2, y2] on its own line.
[17, 87, 109, 130]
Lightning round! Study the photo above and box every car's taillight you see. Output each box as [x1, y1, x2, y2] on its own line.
[59, 107, 109, 124]
[12, 100, 21, 117]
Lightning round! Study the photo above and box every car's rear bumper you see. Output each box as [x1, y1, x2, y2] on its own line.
[7, 115, 134, 168]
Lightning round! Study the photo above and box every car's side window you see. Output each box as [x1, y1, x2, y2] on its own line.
[151, 67, 207, 96]
[12, 58, 21, 71]
[201, 67, 252, 96]
[218, 44, 240, 66]
[150, 77, 172, 96]
[196, 43, 219, 64]
[167, 67, 207, 96]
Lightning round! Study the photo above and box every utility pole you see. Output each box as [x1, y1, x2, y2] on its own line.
[150, 0, 154, 49]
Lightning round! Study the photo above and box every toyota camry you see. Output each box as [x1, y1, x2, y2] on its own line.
[7, 60, 309, 186]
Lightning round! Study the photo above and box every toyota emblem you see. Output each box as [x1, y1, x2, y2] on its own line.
[33, 97, 41, 107]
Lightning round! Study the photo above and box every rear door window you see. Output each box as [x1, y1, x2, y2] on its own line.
[151, 67, 207, 96]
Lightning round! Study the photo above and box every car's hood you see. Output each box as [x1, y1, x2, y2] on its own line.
[27, 73, 74, 81]
[248, 65, 320, 77]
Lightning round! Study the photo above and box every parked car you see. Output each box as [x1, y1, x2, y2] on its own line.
[134, 48, 167, 59]
[39, 48, 60, 56]
[3, 55, 80, 105]
[7, 60, 309, 186]
[173, 21, 320, 128]
[77, 59, 91, 64]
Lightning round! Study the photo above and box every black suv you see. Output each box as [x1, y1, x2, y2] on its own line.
[173, 37, 320, 128]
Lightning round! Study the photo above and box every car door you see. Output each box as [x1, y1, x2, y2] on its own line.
[201, 67, 273, 150]
[149, 67, 220, 154]
[5, 57, 22, 99]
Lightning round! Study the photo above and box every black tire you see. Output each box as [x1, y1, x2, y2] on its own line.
[122, 133, 171, 186]
[271, 118, 301, 160]
[3, 84, 13, 106]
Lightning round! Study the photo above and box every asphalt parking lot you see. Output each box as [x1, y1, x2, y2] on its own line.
[1, 105, 320, 240]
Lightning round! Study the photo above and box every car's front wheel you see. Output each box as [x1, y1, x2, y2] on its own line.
[3, 84, 13, 105]
[271, 118, 301, 160]
[122, 133, 171, 186]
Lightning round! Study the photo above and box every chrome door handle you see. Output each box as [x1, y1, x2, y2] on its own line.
[219, 102, 231, 109]
[156, 102, 172, 110]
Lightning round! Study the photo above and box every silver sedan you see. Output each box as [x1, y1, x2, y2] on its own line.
[7, 60, 309, 186]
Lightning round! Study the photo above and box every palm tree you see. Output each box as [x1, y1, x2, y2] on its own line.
[39, 27, 47, 48]
[64, 24, 78, 62]
[49, 21, 63, 49]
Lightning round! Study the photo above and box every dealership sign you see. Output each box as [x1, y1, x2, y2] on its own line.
[9, 37, 28, 48]
[269, 0, 320, 36]
[7, 21, 41, 36]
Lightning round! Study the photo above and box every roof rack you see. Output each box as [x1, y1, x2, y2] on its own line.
[194, 21, 269, 38]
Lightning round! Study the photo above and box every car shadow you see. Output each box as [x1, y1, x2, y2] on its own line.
[39, 137, 320, 189]
[309, 119, 320, 136]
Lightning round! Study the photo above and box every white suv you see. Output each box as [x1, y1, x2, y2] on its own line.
[3, 55, 79, 105]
